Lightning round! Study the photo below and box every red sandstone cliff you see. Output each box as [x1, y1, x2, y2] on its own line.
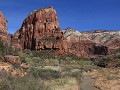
[0, 11, 11, 45]
[12, 7, 67, 52]
[0, 11, 7, 33]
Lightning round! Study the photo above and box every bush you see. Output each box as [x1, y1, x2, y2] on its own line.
[0, 69, 51, 90]
[92, 56, 110, 67]
[29, 68, 61, 80]
[115, 59, 120, 67]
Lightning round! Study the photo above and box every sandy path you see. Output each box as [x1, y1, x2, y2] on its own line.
[80, 75, 99, 90]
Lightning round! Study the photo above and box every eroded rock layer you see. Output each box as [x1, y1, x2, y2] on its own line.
[63, 28, 110, 57]
[82, 30, 120, 50]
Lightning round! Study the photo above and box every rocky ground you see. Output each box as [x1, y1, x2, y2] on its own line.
[83, 68, 120, 90]
[0, 55, 120, 90]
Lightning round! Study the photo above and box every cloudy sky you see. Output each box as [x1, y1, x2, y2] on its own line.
[0, 0, 120, 34]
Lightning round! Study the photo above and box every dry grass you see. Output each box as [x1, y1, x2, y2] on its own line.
[44, 77, 80, 90]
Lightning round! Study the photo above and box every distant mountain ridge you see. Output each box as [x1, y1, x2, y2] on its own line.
[62, 27, 87, 41]
[63, 28, 120, 45]
[82, 29, 120, 49]
[63, 28, 120, 56]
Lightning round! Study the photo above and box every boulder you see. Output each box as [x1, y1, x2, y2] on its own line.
[21, 62, 29, 69]
[4, 55, 20, 64]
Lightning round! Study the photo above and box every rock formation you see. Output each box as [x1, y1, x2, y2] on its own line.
[12, 6, 67, 53]
[62, 28, 110, 57]
[4, 55, 20, 64]
[63, 28, 92, 57]
[0, 11, 11, 45]
[0, 11, 7, 34]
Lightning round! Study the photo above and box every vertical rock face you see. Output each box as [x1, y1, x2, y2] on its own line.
[0, 11, 11, 45]
[0, 11, 8, 34]
[13, 7, 66, 52]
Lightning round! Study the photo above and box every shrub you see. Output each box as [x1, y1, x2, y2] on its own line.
[29, 68, 61, 80]
[92, 56, 111, 67]
[0, 69, 51, 90]
[115, 59, 120, 67]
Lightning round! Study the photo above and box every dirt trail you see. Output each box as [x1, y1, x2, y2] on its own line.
[80, 75, 99, 90]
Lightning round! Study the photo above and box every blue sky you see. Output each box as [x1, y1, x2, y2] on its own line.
[0, 0, 120, 34]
